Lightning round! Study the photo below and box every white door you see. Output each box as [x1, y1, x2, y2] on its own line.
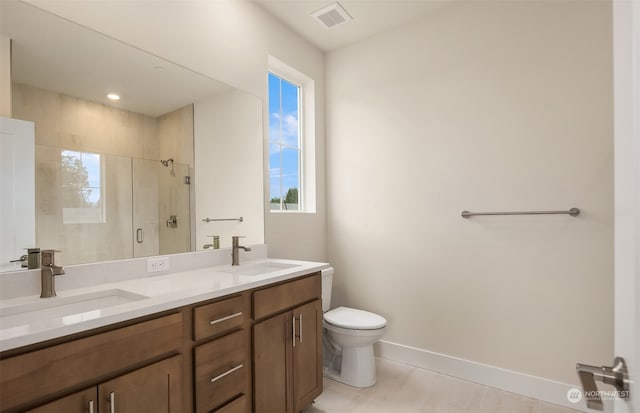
[576, 2, 638, 411]
[613, 1, 638, 412]
[0, 117, 35, 271]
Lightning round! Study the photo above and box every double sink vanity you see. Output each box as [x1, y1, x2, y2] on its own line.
[0, 247, 329, 413]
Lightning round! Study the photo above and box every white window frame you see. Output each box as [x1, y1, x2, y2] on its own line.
[61, 149, 106, 224]
[267, 56, 316, 213]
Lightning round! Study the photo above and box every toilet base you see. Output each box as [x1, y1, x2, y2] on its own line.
[323, 344, 377, 388]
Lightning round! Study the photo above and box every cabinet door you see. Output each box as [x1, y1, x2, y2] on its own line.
[26, 387, 97, 413]
[253, 311, 293, 413]
[292, 299, 323, 412]
[98, 355, 182, 413]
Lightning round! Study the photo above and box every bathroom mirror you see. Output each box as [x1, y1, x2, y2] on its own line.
[0, 0, 264, 271]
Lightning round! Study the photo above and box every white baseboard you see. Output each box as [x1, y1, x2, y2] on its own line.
[374, 340, 603, 412]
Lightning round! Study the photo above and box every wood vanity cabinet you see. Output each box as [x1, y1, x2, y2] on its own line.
[24, 388, 97, 413]
[0, 270, 323, 413]
[1, 313, 184, 413]
[25, 356, 183, 413]
[97, 355, 183, 413]
[252, 273, 323, 413]
[192, 294, 251, 413]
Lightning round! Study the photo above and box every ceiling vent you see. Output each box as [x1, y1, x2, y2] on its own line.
[311, 2, 353, 30]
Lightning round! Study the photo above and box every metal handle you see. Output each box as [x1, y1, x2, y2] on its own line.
[209, 312, 242, 325]
[136, 228, 144, 244]
[299, 313, 303, 344]
[210, 364, 243, 383]
[202, 216, 244, 223]
[166, 215, 177, 227]
[10, 255, 26, 263]
[292, 316, 296, 348]
[108, 392, 115, 413]
[461, 207, 580, 218]
[88, 400, 94, 413]
[576, 356, 629, 410]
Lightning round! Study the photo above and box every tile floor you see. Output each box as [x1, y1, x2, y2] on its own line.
[306, 357, 581, 413]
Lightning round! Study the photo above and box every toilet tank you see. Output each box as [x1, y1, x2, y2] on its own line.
[321, 267, 334, 312]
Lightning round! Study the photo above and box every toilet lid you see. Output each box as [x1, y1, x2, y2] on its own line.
[324, 306, 386, 330]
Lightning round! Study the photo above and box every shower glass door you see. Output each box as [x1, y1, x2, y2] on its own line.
[132, 158, 190, 258]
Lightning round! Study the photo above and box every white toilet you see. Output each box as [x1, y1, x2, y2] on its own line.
[321, 267, 386, 388]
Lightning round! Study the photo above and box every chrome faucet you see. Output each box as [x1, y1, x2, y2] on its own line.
[231, 236, 251, 266]
[41, 250, 65, 298]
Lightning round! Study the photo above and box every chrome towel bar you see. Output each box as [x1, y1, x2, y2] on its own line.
[202, 217, 244, 223]
[461, 208, 580, 218]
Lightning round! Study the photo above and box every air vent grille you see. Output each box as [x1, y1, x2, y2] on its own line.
[311, 2, 353, 30]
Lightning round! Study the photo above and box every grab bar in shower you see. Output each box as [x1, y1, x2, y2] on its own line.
[202, 217, 244, 223]
[461, 208, 580, 218]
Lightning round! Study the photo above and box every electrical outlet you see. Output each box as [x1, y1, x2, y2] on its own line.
[147, 256, 170, 273]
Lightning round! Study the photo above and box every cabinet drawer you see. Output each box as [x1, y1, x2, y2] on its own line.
[193, 295, 246, 341]
[0, 312, 183, 412]
[195, 330, 248, 413]
[253, 273, 321, 320]
[213, 394, 248, 413]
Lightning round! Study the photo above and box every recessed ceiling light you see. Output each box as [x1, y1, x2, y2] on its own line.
[311, 2, 353, 30]
[107, 93, 120, 101]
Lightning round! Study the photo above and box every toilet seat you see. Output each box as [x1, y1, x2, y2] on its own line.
[324, 306, 386, 330]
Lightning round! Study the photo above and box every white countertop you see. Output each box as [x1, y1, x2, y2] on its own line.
[0, 258, 329, 352]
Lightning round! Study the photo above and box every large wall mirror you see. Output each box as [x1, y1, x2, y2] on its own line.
[0, 0, 264, 272]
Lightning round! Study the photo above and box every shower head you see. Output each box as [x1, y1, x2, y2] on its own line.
[160, 158, 174, 167]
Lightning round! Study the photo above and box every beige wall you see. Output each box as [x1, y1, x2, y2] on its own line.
[27, 0, 328, 262]
[326, 1, 613, 385]
[12, 83, 158, 159]
[0, 36, 11, 117]
[194, 90, 264, 250]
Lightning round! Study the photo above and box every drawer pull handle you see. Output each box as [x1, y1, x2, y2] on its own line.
[89, 400, 94, 413]
[108, 392, 115, 413]
[292, 316, 296, 348]
[299, 313, 303, 344]
[210, 364, 244, 383]
[209, 311, 243, 325]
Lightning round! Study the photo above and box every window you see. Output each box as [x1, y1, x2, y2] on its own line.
[267, 56, 316, 213]
[269, 72, 301, 211]
[61, 150, 105, 223]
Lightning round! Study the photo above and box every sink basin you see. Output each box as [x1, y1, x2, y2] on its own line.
[230, 261, 300, 276]
[0, 289, 149, 329]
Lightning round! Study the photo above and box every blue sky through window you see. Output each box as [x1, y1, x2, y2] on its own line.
[269, 72, 301, 210]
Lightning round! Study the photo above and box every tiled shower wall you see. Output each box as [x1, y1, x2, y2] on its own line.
[12, 83, 193, 264]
